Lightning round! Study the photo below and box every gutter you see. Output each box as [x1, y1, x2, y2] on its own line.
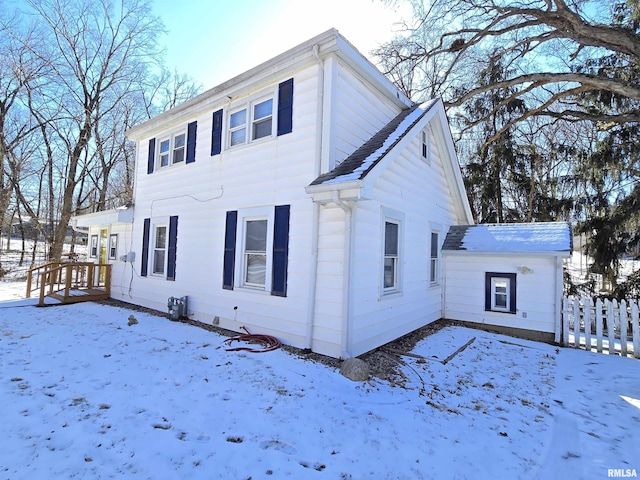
[70, 218, 89, 235]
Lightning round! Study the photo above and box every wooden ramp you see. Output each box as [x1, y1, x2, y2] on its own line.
[26, 262, 111, 306]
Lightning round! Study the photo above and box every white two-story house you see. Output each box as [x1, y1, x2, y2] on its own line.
[73, 29, 571, 358]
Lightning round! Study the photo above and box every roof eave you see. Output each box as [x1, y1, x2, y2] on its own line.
[442, 249, 572, 258]
[305, 180, 364, 203]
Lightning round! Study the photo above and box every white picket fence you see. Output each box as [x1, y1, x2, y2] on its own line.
[561, 296, 640, 358]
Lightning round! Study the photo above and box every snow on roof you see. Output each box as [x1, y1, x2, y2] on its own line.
[442, 222, 572, 254]
[309, 99, 438, 186]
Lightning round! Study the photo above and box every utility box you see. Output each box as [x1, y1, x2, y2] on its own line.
[167, 296, 188, 321]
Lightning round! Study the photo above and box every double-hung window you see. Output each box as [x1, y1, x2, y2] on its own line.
[109, 234, 118, 260]
[243, 218, 269, 288]
[421, 127, 431, 163]
[384, 221, 399, 291]
[228, 97, 274, 147]
[381, 209, 403, 295]
[158, 131, 186, 168]
[223, 205, 290, 296]
[430, 232, 439, 284]
[252, 99, 273, 140]
[485, 272, 517, 314]
[153, 225, 167, 275]
[229, 109, 247, 146]
[141, 216, 179, 280]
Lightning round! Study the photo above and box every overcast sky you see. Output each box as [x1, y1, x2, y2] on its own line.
[152, 0, 411, 89]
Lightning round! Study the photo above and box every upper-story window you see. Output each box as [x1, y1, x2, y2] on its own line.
[421, 127, 431, 163]
[229, 109, 247, 146]
[228, 97, 274, 148]
[158, 131, 186, 168]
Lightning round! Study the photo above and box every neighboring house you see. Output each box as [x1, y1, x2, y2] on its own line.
[72, 29, 571, 358]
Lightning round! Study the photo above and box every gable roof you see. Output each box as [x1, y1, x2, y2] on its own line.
[309, 100, 437, 186]
[442, 222, 573, 255]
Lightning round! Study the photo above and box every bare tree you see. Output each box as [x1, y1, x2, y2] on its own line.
[376, 0, 640, 139]
[21, 0, 164, 261]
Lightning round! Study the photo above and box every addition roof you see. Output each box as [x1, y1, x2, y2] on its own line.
[442, 222, 573, 254]
[309, 99, 438, 186]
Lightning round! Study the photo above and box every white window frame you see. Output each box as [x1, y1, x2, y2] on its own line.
[89, 234, 98, 258]
[491, 277, 511, 311]
[235, 207, 275, 292]
[229, 108, 247, 147]
[485, 272, 517, 314]
[152, 222, 168, 276]
[108, 233, 118, 260]
[421, 125, 432, 163]
[430, 231, 439, 285]
[157, 129, 186, 169]
[381, 208, 404, 296]
[227, 92, 275, 148]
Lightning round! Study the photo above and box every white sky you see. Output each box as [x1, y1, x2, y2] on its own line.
[152, 0, 411, 89]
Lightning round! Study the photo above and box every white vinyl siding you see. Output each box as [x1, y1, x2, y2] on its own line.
[444, 255, 558, 334]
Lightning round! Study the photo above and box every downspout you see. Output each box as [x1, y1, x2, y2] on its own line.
[333, 191, 353, 359]
[304, 44, 324, 350]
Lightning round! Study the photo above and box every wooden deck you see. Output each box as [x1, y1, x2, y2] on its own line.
[27, 262, 111, 306]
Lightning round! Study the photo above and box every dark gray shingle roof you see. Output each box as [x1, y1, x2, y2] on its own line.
[309, 100, 437, 186]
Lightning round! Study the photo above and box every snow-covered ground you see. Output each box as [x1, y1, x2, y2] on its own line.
[0, 284, 639, 479]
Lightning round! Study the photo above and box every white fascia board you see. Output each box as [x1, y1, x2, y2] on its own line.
[441, 250, 572, 258]
[72, 207, 134, 227]
[305, 181, 363, 203]
[127, 29, 410, 141]
[127, 29, 340, 141]
[430, 104, 475, 225]
[332, 35, 411, 110]
[360, 104, 439, 188]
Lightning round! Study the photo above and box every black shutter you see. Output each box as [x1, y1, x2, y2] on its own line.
[211, 109, 223, 156]
[484, 272, 492, 311]
[277, 78, 294, 136]
[147, 138, 156, 174]
[223, 211, 237, 290]
[141, 218, 151, 276]
[509, 274, 517, 314]
[271, 205, 290, 297]
[186, 121, 197, 164]
[167, 216, 178, 281]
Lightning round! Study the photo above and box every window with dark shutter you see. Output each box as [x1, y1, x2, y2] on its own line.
[271, 205, 290, 297]
[485, 272, 517, 314]
[186, 121, 197, 164]
[147, 139, 156, 174]
[277, 78, 293, 136]
[167, 216, 178, 281]
[223, 211, 238, 290]
[141, 218, 151, 276]
[211, 109, 223, 155]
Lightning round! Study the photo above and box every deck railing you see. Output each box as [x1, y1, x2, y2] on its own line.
[26, 262, 111, 306]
